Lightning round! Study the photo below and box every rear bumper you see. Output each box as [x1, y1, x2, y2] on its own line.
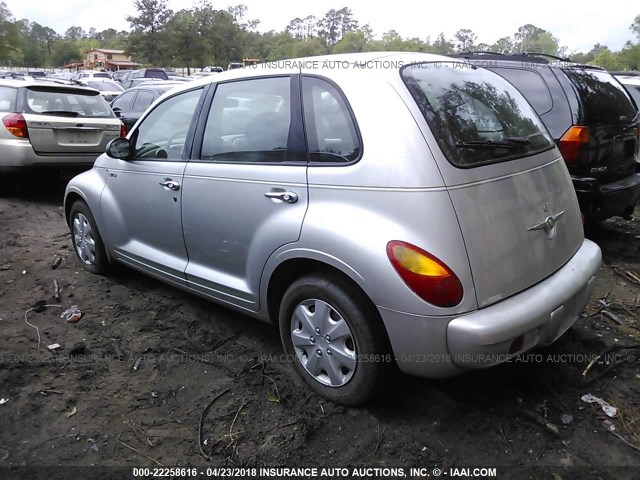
[573, 170, 640, 221]
[378, 239, 601, 377]
[0, 139, 100, 170]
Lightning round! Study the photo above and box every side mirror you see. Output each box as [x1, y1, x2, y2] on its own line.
[106, 137, 131, 159]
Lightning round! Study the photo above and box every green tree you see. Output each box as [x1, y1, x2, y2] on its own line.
[490, 36, 513, 54]
[333, 30, 370, 54]
[454, 28, 477, 52]
[318, 7, 358, 46]
[591, 49, 624, 70]
[293, 37, 327, 57]
[165, 9, 204, 73]
[631, 14, 640, 39]
[65, 26, 85, 40]
[513, 24, 561, 55]
[429, 33, 454, 54]
[126, 0, 173, 65]
[0, 2, 22, 65]
[50, 40, 81, 66]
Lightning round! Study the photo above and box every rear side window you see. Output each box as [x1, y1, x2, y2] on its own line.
[489, 67, 553, 114]
[302, 76, 360, 163]
[563, 69, 637, 125]
[133, 91, 155, 111]
[24, 87, 114, 118]
[623, 84, 640, 107]
[200, 77, 291, 163]
[0, 86, 16, 112]
[402, 62, 554, 168]
[111, 91, 136, 112]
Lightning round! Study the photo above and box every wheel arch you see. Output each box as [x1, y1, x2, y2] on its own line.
[263, 253, 385, 335]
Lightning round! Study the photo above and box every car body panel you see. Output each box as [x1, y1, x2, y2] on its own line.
[182, 163, 308, 310]
[24, 113, 120, 154]
[100, 158, 189, 287]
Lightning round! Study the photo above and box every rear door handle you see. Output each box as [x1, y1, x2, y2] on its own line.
[264, 190, 298, 204]
[159, 180, 180, 191]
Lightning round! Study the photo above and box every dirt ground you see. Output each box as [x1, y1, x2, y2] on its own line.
[0, 175, 639, 480]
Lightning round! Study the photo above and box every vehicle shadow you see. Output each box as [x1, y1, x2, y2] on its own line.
[1, 173, 76, 207]
[585, 214, 640, 263]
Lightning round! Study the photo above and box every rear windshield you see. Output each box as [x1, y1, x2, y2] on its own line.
[86, 80, 124, 91]
[0, 86, 17, 112]
[401, 62, 554, 168]
[24, 87, 115, 118]
[563, 69, 638, 125]
[146, 70, 168, 79]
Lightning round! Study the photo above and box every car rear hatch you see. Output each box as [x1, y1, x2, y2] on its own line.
[560, 69, 639, 181]
[401, 62, 584, 308]
[22, 85, 120, 154]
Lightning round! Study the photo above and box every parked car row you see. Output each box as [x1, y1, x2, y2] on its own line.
[2, 52, 637, 405]
[62, 52, 614, 405]
[456, 52, 640, 223]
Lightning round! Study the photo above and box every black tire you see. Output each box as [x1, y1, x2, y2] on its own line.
[279, 273, 395, 406]
[69, 200, 109, 275]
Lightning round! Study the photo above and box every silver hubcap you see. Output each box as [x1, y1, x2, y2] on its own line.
[73, 213, 96, 265]
[290, 299, 356, 387]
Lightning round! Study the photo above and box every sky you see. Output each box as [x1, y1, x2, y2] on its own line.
[4, 0, 638, 53]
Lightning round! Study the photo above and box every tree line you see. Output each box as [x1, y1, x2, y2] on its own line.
[0, 0, 638, 72]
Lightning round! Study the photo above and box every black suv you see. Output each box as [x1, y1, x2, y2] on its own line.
[455, 52, 640, 222]
[120, 68, 169, 89]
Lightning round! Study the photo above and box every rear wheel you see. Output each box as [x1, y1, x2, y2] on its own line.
[279, 274, 394, 405]
[69, 200, 109, 275]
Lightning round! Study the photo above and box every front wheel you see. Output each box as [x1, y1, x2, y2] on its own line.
[69, 200, 109, 275]
[279, 274, 395, 405]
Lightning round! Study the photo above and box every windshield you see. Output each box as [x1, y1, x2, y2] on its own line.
[401, 62, 554, 167]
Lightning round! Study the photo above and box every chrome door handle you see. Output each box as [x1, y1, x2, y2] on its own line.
[264, 190, 298, 203]
[159, 180, 180, 191]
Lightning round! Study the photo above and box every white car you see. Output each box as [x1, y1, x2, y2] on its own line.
[77, 78, 124, 102]
[615, 74, 640, 107]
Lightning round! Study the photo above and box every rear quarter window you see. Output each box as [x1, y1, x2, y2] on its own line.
[488, 67, 553, 114]
[401, 62, 554, 168]
[621, 84, 640, 109]
[0, 86, 17, 112]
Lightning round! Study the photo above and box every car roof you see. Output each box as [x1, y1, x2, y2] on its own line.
[616, 75, 640, 86]
[454, 52, 604, 71]
[126, 82, 182, 92]
[171, 51, 457, 93]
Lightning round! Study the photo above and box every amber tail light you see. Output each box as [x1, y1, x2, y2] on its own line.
[2, 113, 29, 138]
[558, 126, 589, 164]
[387, 240, 463, 307]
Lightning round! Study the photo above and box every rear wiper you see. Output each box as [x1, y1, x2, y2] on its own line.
[39, 110, 79, 117]
[456, 137, 531, 149]
[456, 140, 516, 149]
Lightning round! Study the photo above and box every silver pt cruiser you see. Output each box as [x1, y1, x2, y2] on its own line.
[64, 53, 602, 405]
